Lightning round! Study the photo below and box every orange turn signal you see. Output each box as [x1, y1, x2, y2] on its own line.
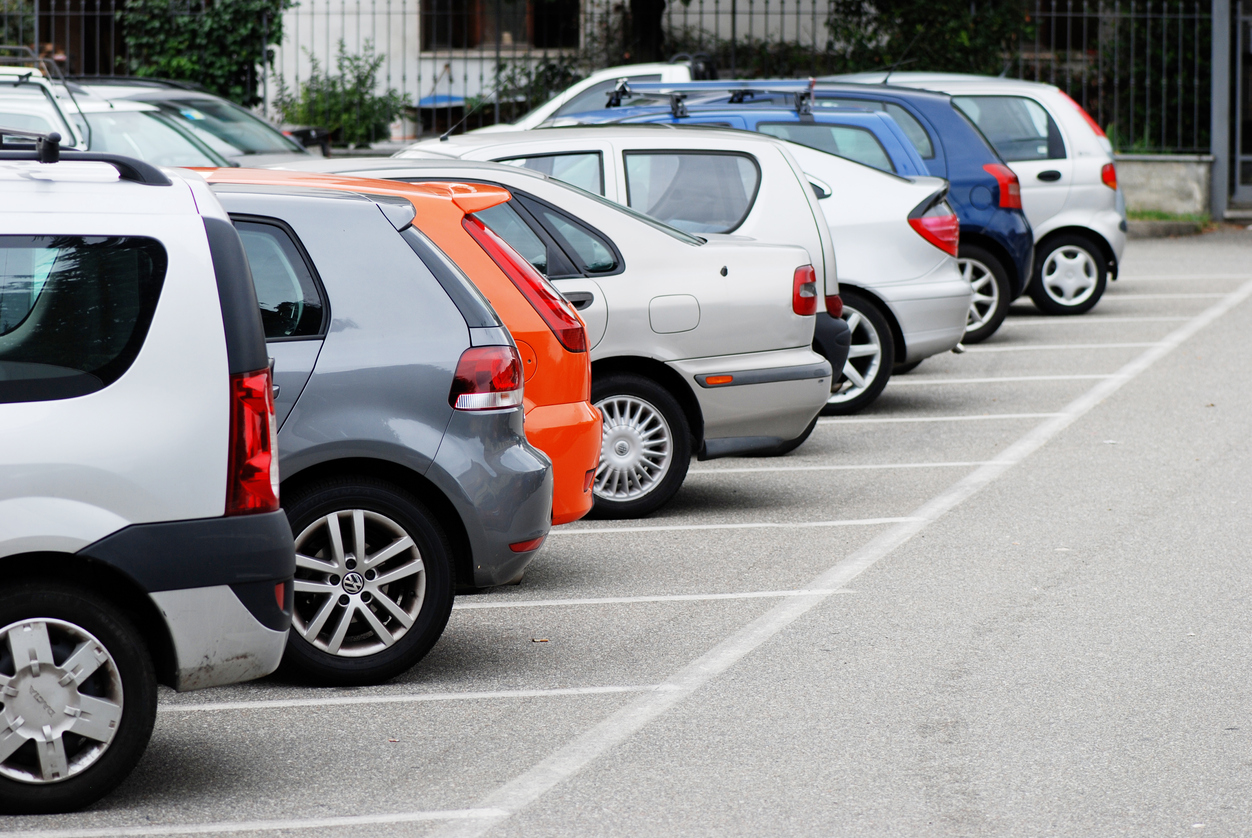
[706, 375, 734, 386]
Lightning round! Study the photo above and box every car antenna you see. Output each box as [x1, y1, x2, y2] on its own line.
[439, 73, 509, 141]
[881, 29, 923, 84]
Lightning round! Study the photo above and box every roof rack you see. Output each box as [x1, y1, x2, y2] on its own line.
[0, 128, 172, 185]
[612, 78, 820, 117]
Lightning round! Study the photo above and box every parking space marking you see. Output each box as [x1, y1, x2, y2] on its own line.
[157, 685, 660, 714]
[549, 517, 919, 535]
[1004, 315, 1190, 324]
[687, 461, 996, 474]
[964, 342, 1159, 353]
[1117, 274, 1252, 281]
[1104, 292, 1227, 299]
[818, 412, 1064, 425]
[430, 279, 1252, 838]
[5, 811, 510, 838]
[888, 374, 1114, 386]
[454, 590, 856, 610]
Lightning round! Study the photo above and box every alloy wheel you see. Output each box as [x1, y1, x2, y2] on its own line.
[961, 256, 1000, 332]
[0, 618, 123, 784]
[830, 306, 883, 404]
[1040, 245, 1099, 307]
[293, 509, 427, 657]
[594, 395, 673, 501]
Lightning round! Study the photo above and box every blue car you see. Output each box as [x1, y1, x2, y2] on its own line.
[557, 80, 1035, 344]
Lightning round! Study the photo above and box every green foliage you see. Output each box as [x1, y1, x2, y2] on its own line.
[491, 56, 583, 123]
[1126, 209, 1209, 223]
[119, 0, 290, 107]
[274, 41, 407, 147]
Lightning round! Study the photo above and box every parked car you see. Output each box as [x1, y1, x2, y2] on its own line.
[829, 72, 1127, 315]
[0, 145, 294, 814]
[203, 167, 601, 526]
[199, 169, 553, 685]
[271, 156, 834, 516]
[73, 76, 313, 165]
[396, 126, 966, 413]
[0, 66, 86, 149]
[72, 98, 233, 167]
[569, 80, 1035, 345]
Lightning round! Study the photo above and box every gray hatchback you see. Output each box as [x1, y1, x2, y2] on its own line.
[209, 177, 553, 686]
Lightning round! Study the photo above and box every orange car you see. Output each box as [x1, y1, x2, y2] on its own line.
[199, 168, 601, 525]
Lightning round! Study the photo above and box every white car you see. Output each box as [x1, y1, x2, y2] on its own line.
[0, 66, 86, 148]
[270, 156, 833, 516]
[395, 125, 969, 414]
[0, 144, 293, 813]
[831, 72, 1128, 315]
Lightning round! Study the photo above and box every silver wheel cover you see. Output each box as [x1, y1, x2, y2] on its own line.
[293, 509, 427, 657]
[830, 304, 883, 404]
[961, 257, 1000, 331]
[0, 618, 124, 784]
[1041, 244, 1099, 306]
[594, 394, 673, 501]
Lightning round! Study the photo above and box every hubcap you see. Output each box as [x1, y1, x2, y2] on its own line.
[960, 257, 1000, 332]
[1041, 245, 1099, 306]
[0, 619, 123, 784]
[293, 509, 426, 657]
[830, 305, 882, 404]
[594, 395, 672, 501]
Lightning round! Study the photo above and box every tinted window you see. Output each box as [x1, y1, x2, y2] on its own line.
[817, 99, 934, 159]
[623, 151, 760, 234]
[235, 221, 326, 339]
[474, 202, 549, 274]
[0, 236, 166, 403]
[157, 98, 305, 156]
[757, 122, 894, 172]
[534, 205, 618, 273]
[499, 152, 604, 195]
[553, 74, 662, 117]
[953, 96, 1066, 161]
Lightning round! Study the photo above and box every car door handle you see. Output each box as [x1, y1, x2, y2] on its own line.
[1037, 170, 1062, 182]
[563, 291, 594, 311]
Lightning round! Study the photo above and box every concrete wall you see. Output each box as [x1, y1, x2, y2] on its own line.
[1115, 154, 1213, 216]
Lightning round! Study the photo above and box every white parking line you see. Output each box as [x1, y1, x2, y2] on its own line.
[454, 590, 855, 610]
[888, 374, 1114, 386]
[1005, 315, 1190, 324]
[548, 517, 919, 535]
[158, 685, 659, 714]
[429, 278, 1252, 838]
[687, 461, 995, 474]
[4, 811, 509, 838]
[818, 412, 1064, 425]
[1105, 292, 1227, 299]
[964, 342, 1159, 353]
[1118, 274, 1252, 281]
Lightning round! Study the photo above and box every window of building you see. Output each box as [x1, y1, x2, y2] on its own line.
[422, 0, 580, 50]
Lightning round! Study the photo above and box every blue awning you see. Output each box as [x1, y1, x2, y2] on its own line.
[416, 94, 465, 109]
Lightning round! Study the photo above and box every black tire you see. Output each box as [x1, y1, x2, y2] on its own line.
[0, 584, 157, 815]
[959, 243, 1012, 343]
[893, 360, 923, 374]
[281, 476, 454, 686]
[821, 289, 895, 416]
[589, 373, 692, 519]
[1029, 234, 1108, 316]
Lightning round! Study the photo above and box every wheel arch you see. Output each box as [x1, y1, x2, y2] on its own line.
[591, 356, 705, 449]
[1036, 226, 1118, 279]
[837, 284, 907, 362]
[959, 232, 1017, 288]
[281, 458, 475, 589]
[0, 552, 179, 688]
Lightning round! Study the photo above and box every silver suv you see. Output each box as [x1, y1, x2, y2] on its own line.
[0, 144, 294, 813]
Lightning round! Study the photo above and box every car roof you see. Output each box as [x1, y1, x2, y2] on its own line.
[414, 123, 792, 150]
[272, 156, 550, 181]
[0, 158, 205, 215]
[823, 72, 1061, 95]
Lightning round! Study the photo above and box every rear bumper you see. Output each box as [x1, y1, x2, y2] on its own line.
[670, 347, 832, 454]
[526, 400, 602, 526]
[876, 261, 972, 363]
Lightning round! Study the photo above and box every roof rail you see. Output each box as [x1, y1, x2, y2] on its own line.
[0, 45, 65, 82]
[0, 129, 172, 185]
[615, 78, 819, 117]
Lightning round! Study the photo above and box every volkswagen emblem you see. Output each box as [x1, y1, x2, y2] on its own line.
[342, 571, 365, 594]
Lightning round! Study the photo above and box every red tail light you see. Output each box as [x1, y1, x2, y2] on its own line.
[462, 214, 588, 353]
[449, 345, 524, 410]
[826, 294, 843, 318]
[226, 367, 279, 515]
[908, 198, 960, 257]
[982, 163, 1022, 209]
[1059, 91, 1107, 139]
[792, 265, 818, 316]
[1101, 162, 1117, 190]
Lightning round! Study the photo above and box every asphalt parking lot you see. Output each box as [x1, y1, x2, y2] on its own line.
[9, 229, 1252, 838]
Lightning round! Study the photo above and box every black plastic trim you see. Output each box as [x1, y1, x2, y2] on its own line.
[76, 510, 296, 593]
[700, 436, 786, 459]
[0, 150, 172, 185]
[695, 360, 832, 388]
[812, 312, 852, 375]
[230, 578, 293, 632]
[204, 216, 270, 374]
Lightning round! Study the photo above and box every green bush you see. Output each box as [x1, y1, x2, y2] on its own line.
[274, 41, 407, 147]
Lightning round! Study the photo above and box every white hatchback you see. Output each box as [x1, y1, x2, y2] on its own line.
[832, 72, 1129, 315]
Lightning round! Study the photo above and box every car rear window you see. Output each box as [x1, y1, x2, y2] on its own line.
[0, 235, 166, 403]
[498, 152, 605, 195]
[623, 151, 760, 234]
[817, 99, 934, 159]
[234, 220, 327, 339]
[757, 122, 895, 172]
[952, 95, 1066, 161]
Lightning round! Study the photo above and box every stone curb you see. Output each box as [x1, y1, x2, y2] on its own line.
[1126, 220, 1204, 239]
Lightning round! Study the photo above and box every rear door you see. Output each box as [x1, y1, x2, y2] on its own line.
[231, 216, 328, 428]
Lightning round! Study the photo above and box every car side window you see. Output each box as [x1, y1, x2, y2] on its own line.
[0, 235, 167, 403]
[757, 122, 895, 172]
[623, 151, 760, 234]
[534, 206, 618, 273]
[498, 152, 605, 195]
[952, 95, 1066, 161]
[553, 74, 662, 118]
[234, 220, 326, 340]
[473, 202, 550, 274]
[817, 99, 935, 159]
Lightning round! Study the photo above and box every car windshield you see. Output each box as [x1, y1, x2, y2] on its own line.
[0, 85, 77, 147]
[82, 110, 227, 166]
[155, 98, 305, 156]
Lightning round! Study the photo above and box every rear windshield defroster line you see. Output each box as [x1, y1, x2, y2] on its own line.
[400, 226, 501, 329]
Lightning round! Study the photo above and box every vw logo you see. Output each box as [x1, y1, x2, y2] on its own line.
[342, 571, 365, 595]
